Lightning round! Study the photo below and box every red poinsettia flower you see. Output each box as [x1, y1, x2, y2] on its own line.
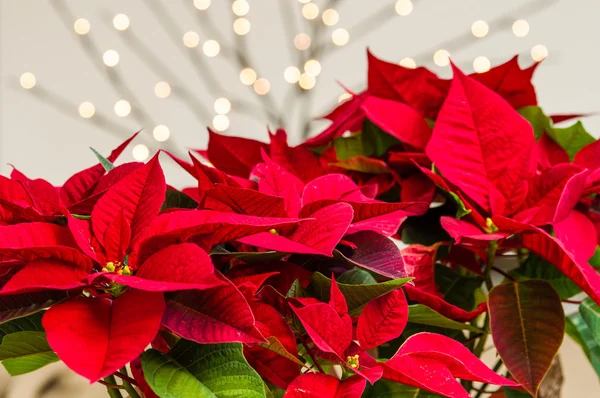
[0, 133, 139, 225]
[287, 277, 516, 397]
[424, 63, 600, 305]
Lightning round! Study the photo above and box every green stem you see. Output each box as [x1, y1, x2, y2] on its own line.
[484, 241, 498, 292]
[119, 367, 141, 398]
[473, 358, 504, 398]
[301, 339, 325, 373]
[103, 376, 123, 398]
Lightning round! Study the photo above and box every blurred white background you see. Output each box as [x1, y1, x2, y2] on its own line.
[1, 0, 600, 396]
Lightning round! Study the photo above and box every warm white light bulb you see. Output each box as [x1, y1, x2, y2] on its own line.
[103, 50, 120, 67]
[253, 78, 271, 95]
[183, 31, 200, 48]
[212, 115, 230, 131]
[233, 18, 251, 35]
[294, 33, 311, 50]
[153, 125, 170, 142]
[433, 49, 451, 67]
[512, 19, 530, 37]
[284, 66, 301, 83]
[299, 73, 316, 90]
[531, 44, 548, 61]
[399, 58, 416, 69]
[471, 20, 489, 38]
[203, 40, 220, 57]
[338, 93, 352, 103]
[78, 102, 96, 118]
[395, 0, 413, 16]
[132, 144, 149, 161]
[473, 56, 491, 73]
[193, 0, 211, 10]
[113, 14, 130, 31]
[322, 9, 339, 26]
[20, 72, 36, 89]
[114, 100, 131, 117]
[240, 68, 257, 85]
[302, 3, 319, 20]
[214, 98, 231, 115]
[304, 59, 322, 77]
[73, 18, 90, 35]
[232, 0, 250, 16]
[154, 81, 171, 98]
[331, 28, 349, 46]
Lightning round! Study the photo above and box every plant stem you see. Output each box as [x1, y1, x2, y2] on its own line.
[491, 266, 515, 281]
[473, 358, 504, 398]
[484, 241, 498, 292]
[119, 367, 141, 398]
[102, 376, 124, 398]
[301, 339, 325, 373]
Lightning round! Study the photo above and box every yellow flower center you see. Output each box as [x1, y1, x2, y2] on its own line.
[346, 354, 360, 369]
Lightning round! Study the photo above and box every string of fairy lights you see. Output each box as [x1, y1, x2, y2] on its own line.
[15, 0, 551, 162]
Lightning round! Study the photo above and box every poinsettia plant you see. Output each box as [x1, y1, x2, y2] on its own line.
[1, 50, 599, 398]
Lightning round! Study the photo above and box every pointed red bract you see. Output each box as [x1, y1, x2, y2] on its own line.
[206, 129, 266, 178]
[357, 289, 408, 350]
[43, 289, 165, 382]
[284, 373, 366, 398]
[161, 277, 263, 344]
[426, 65, 535, 215]
[92, 155, 166, 247]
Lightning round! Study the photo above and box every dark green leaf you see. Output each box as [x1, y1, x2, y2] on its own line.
[161, 190, 198, 211]
[503, 387, 532, 397]
[511, 253, 581, 299]
[71, 214, 91, 220]
[169, 340, 265, 398]
[0, 291, 69, 324]
[566, 313, 600, 378]
[210, 246, 286, 264]
[401, 201, 454, 246]
[338, 269, 377, 285]
[580, 297, 600, 346]
[518, 106, 552, 140]
[333, 133, 370, 160]
[330, 156, 390, 174]
[309, 272, 411, 315]
[0, 331, 59, 375]
[362, 119, 402, 157]
[549, 121, 595, 160]
[141, 349, 214, 398]
[90, 147, 115, 171]
[0, 312, 44, 340]
[435, 264, 483, 311]
[407, 304, 483, 334]
[363, 379, 442, 397]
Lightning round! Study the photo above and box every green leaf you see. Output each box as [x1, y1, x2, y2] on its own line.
[333, 133, 370, 160]
[580, 297, 600, 346]
[169, 341, 266, 398]
[407, 304, 483, 334]
[363, 380, 442, 397]
[448, 192, 471, 219]
[161, 190, 198, 211]
[503, 387, 532, 398]
[566, 313, 600, 378]
[0, 291, 69, 324]
[511, 253, 581, 299]
[435, 264, 483, 311]
[518, 106, 553, 140]
[0, 331, 59, 375]
[362, 119, 402, 157]
[0, 313, 44, 340]
[488, 280, 565, 397]
[257, 336, 304, 366]
[329, 156, 390, 174]
[90, 147, 115, 171]
[401, 200, 453, 246]
[338, 268, 377, 285]
[71, 214, 91, 220]
[309, 272, 412, 315]
[141, 349, 215, 398]
[549, 121, 595, 160]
